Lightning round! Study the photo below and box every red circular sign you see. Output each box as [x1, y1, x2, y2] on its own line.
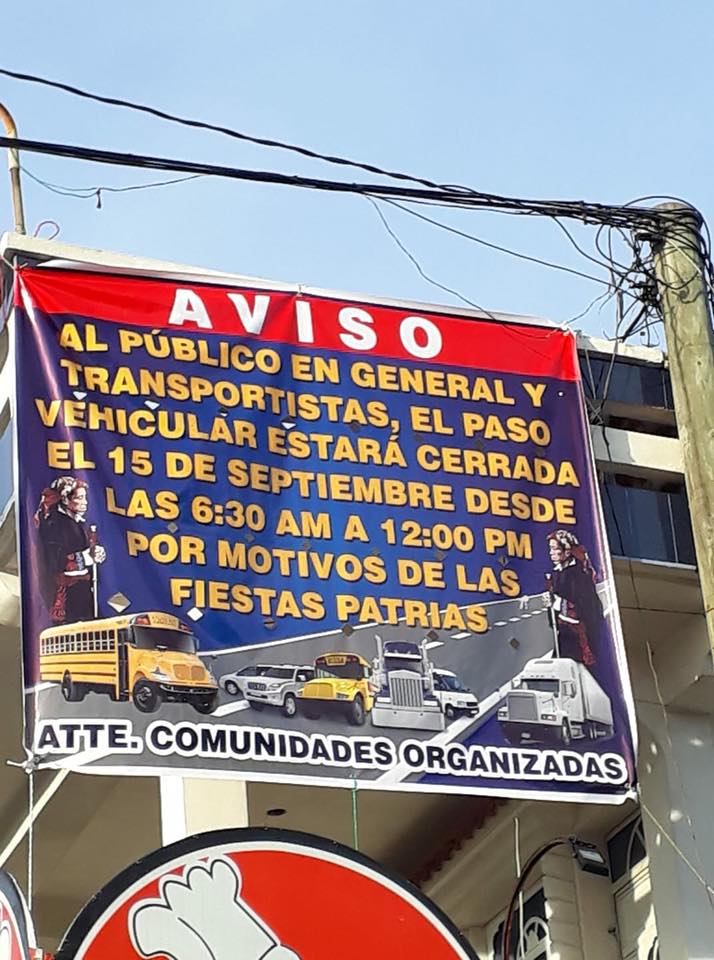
[55, 829, 478, 960]
[0, 870, 36, 960]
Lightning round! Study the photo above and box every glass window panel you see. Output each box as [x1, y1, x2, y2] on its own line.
[492, 889, 547, 960]
[670, 488, 696, 565]
[581, 356, 671, 409]
[608, 817, 647, 882]
[600, 474, 695, 564]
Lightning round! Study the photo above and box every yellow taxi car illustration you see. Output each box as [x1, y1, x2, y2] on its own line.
[296, 652, 374, 726]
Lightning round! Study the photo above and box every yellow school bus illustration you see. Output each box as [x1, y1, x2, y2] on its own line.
[296, 652, 375, 726]
[39, 612, 218, 714]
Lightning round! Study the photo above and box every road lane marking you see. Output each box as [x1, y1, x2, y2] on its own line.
[213, 701, 251, 718]
[24, 681, 54, 694]
[200, 594, 550, 658]
[449, 631, 471, 640]
[424, 640, 444, 650]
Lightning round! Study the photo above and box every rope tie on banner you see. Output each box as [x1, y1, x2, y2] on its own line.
[351, 777, 359, 851]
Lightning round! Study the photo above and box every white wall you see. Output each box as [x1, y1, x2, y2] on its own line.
[637, 704, 714, 959]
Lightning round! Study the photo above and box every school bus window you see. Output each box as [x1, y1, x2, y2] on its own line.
[132, 625, 197, 654]
[317, 660, 369, 681]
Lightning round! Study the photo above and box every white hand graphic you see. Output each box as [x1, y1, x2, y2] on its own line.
[129, 857, 301, 960]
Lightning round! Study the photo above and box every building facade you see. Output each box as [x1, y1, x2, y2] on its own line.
[0, 234, 711, 958]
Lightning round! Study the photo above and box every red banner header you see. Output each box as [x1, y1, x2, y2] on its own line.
[17, 267, 579, 380]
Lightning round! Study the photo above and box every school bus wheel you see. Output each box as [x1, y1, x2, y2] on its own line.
[132, 678, 162, 713]
[346, 694, 366, 726]
[61, 671, 84, 703]
[192, 692, 218, 715]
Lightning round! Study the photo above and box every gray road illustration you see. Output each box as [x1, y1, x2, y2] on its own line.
[33, 593, 557, 782]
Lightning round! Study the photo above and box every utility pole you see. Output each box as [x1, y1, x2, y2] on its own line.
[652, 203, 714, 652]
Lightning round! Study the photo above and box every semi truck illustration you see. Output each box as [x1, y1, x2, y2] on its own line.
[371, 636, 445, 732]
[497, 657, 614, 745]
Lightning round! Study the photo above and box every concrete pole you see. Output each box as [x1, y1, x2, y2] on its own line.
[652, 203, 714, 653]
[160, 777, 249, 844]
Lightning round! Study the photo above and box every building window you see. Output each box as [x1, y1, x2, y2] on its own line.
[490, 888, 551, 960]
[607, 816, 647, 884]
[608, 815, 659, 960]
[581, 356, 672, 411]
[600, 472, 696, 565]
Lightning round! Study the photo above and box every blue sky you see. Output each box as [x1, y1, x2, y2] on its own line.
[2, 1, 712, 339]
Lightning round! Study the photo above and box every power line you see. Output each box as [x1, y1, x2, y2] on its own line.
[375, 197, 615, 287]
[4, 132, 712, 335]
[364, 199, 579, 365]
[0, 133, 691, 235]
[22, 165, 202, 202]
[0, 69, 705, 244]
[0, 65, 470, 193]
[365, 196, 487, 312]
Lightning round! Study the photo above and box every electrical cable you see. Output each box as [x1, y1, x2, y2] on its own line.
[365, 197, 573, 364]
[640, 801, 714, 905]
[22, 165, 203, 199]
[4, 129, 712, 342]
[0, 65, 479, 193]
[643, 636, 714, 912]
[551, 216, 629, 276]
[374, 197, 614, 287]
[366, 196, 488, 312]
[23, 149, 632, 298]
[0, 134, 687, 234]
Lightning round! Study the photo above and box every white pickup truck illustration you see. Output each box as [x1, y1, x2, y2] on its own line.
[245, 665, 315, 718]
[498, 657, 614, 745]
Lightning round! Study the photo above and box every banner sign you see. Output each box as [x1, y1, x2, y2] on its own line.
[14, 265, 636, 801]
[55, 827, 477, 960]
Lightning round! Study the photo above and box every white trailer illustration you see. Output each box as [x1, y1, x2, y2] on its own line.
[497, 657, 614, 745]
[371, 636, 445, 731]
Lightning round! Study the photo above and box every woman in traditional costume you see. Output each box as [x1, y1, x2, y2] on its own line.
[544, 529, 603, 667]
[34, 476, 106, 624]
